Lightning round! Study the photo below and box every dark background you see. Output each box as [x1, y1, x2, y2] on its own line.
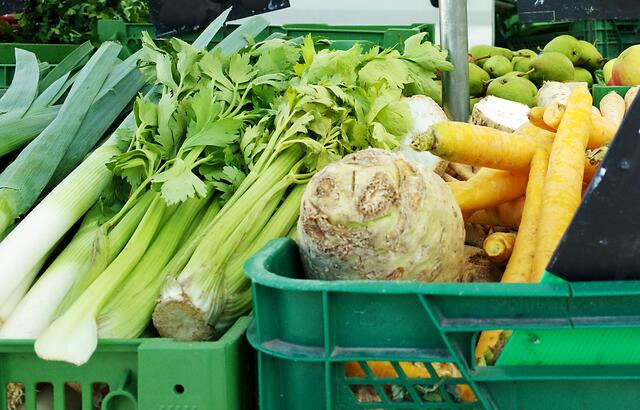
[148, 0, 289, 37]
[518, 0, 640, 23]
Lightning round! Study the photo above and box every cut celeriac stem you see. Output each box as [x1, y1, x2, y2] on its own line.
[470, 96, 530, 133]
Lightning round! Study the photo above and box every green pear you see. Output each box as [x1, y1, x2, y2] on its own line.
[483, 55, 513, 78]
[603, 58, 616, 85]
[469, 45, 513, 65]
[573, 67, 594, 87]
[512, 55, 534, 73]
[487, 75, 538, 107]
[504, 71, 529, 79]
[470, 96, 483, 112]
[543, 35, 582, 65]
[577, 40, 604, 70]
[469, 63, 490, 96]
[514, 49, 538, 58]
[529, 52, 575, 85]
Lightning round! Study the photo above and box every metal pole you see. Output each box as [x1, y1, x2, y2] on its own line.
[439, 0, 469, 121]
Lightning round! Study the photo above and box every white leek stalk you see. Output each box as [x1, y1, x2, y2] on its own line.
[0, 137, 119, 307]
[0, 257, 46, 327]
[35, 194, 167, 365]
[0, 195, 150, 339]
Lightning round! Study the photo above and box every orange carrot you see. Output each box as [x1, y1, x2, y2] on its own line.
[531, 86, 592, 282]
[475, 148, 548, 364]
[449, 168, 529, 214]
[412, 122, 546, 171]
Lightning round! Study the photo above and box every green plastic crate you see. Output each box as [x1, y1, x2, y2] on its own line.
[0, 316, 254, 410]
[499, 19, 640, 59]
[0, 43, 80, 89]
[245, 238, 640, 410]
[97, 19, 435, 58]
[593, 84, 632, 106]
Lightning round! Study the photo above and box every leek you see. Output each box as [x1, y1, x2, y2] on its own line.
[38, 41, 93, 93]
[0, 194, 151, 339]
[0, 48, 39, 120]
[0, 42, 122, 235]
[28, 73, 70, 112]
[35, 195, 168, 365]
[0, 137, 120, 307]
[0, 106, 61, 157]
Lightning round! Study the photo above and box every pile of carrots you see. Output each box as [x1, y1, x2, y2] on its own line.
[412, 85, 628, 364]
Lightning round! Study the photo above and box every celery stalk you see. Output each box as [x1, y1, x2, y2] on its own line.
[98, 194, 210, 339]
[153, 147, 304, 340]
[35, 194, 168, 365]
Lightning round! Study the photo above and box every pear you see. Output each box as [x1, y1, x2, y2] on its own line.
[603, 58, 616, 85]
[482, 55, 513, 78]
[529, 52, 575, 85]
[512, 55, 534, 73]
[504, 71, 530, 80]
[470, 96, 483, 112]
[577, 40, 604, 70]
[543, 35, 582, 65]
[469, 45, 513, 65]
[573, 67, 594, 87]
[514, 49, 538, 58]
[468, 63, 490, 96]
[487, 75, 538, 107]
[611, 45, 640, 86]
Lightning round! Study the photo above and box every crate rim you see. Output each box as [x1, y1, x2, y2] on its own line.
[244, 238, 640, 297]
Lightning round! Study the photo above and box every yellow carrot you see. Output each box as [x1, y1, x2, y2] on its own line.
[450, 163, 475, 180]
[600, 91, 625, 128]
[346, 361, 477, 402]
[449, 168, 529, 214]
[528, 107, 556, 131]
[483, 232, 517, 264]
[474, 149, 548, 363]
[543, 102, 565, 130]
[531, 86, 592, 282]
[587, 110, 617, 149]
[412, 122, 544, 171]
[468, 197, 525, 229]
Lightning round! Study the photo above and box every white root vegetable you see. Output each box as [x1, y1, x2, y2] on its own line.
[536, 81, 571, 107]
[298, 149, 465, 282]
[470, 96, 530, 133]
[397, 95, 449, 175]
[600, 91, 625, 127]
